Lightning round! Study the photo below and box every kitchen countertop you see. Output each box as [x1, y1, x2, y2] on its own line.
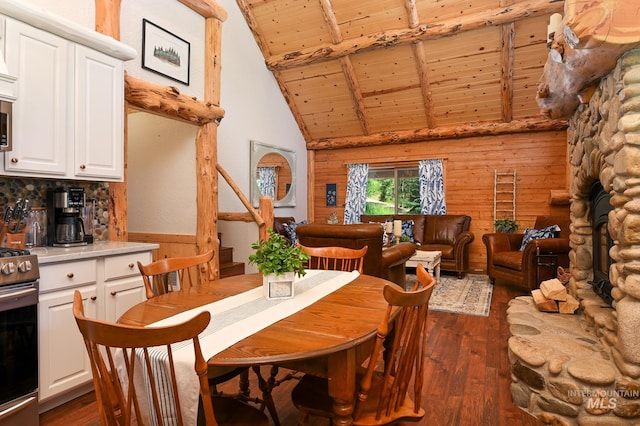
[32, 241, 159, 265]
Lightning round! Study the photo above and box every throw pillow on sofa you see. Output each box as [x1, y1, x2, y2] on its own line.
[283, 220, 307, 245]
[386, 219, 414, 244]
[395, 219, 414, 243]
[519, 224, 560, 251]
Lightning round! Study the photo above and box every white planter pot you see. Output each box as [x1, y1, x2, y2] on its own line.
[263, 272, 296, 300]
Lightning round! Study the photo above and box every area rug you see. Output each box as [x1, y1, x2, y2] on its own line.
[406, 273, 494, 317]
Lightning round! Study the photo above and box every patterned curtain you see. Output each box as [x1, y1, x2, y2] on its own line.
[258, 167, 276, 198]
[344, 163, 368, 224]
[419, 159, 446, 214]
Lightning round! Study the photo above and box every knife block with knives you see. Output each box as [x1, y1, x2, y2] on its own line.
[2, 198, 29, 249]
[2, 229, 26, 249]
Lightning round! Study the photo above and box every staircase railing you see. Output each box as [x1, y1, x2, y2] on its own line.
[217, 162, 274, 243]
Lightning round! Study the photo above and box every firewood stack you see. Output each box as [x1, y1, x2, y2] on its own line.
[532, 277, 580, 314]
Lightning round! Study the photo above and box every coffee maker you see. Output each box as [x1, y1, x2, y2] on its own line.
[47, 187, 87, 247]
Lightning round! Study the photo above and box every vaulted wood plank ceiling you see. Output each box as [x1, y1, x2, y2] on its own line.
[236, 0, 565, 149]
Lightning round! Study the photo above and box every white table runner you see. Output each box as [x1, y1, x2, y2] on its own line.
[134, 269, 360, 425]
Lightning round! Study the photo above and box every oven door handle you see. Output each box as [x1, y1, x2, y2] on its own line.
[0, 395, 37, 421]
[0, 287, 38, 310]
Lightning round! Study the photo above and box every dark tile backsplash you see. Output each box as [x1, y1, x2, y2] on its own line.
[0, 177, 111, 241]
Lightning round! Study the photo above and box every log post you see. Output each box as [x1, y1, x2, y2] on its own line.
[197, 15, 223, 282]
[94, 0, 127, 242]
[258, 197, 274, 241]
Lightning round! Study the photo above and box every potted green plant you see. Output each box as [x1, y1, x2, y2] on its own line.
[249, 228, 310, 299]
[494, 218, 519, 233]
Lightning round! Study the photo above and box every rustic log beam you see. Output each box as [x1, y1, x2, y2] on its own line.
[261, 0, 563, 70]
[216, 163, 265, 228]
[307, 117, 567, 150]
[218, 212, 255, 222]
[501, 22, 515, 122]
[178, 0, 227, 21]
[319, 0, 341, 42]
[550, 189, 570, 205]
[536, 0, 640, 118]
[404, 0, 419, 28]
[318, 0, 370, 134]
[235, 0, 312, 142]
[405, 1, 434, 128]
[94, 0, 128, 242]
[124, 73, 225, 125]
[413, 42, 434, 128]
[258, 197, 274, 241]
[95, 0, 120, 39]
[197, 16, 223, 281]
[196, 122, 218, 281]
[340, 56, 370, 135]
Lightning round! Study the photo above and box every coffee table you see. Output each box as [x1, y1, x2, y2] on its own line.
[406, 250, 442, 283]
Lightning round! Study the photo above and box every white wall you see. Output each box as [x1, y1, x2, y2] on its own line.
[19, 0, 307, 270]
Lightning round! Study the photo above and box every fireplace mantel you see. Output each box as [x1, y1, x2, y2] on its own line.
[536, 0, 640, 119]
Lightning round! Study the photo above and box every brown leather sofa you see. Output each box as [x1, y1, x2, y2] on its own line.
[361, 214, 474, 278]
[482, 215, 571, 290]
[293, 222, 416, 288]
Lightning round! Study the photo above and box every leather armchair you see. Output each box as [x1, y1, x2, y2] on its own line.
[482, 215, 571, 290]
[295, 223, 416, 288]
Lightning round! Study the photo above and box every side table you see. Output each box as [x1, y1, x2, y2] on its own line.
[535, 247, 558, 286]
[406, 250, 442, 284]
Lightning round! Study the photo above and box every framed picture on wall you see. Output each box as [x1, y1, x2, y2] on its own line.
[326, 183, 337, 207]
[142, 19, 190, 85]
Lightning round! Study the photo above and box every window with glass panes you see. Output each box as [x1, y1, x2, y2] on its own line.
[366, 167, 420, 214]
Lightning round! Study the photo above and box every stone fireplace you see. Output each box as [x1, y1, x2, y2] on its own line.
[507, 49, 640, 424]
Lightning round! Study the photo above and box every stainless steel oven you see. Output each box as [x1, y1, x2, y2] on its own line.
[0, 248, 39, 426]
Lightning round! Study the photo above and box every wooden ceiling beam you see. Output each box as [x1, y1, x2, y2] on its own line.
[263, 0, 563, 71]
[340, 56, 371, 134]
[413, 41, 435, 128]
[307, 117, 567, 150]
[500, 22, 515, 122]
[319, 0, 370, 134]
[404, 0, 434, 128]
[236, 0, 312, 142]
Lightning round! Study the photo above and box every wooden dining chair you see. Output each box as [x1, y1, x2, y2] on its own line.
[137, 250, 214, 300]
[260, 244, 369, 404]
[299, 244, 368, 272]
[137, 251, 282, 425]
[72, 290, 269, 426]
[291, 262, 437, 425]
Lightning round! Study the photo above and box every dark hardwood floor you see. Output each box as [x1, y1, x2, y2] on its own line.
[39, 277, 542, 426]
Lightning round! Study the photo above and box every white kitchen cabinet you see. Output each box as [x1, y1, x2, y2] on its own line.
[74, 45, 124, 180]
[1, 14, 133, 181]
[38, 285, 97, 402]
[102, 252, 152, 323]
[38, 248, 153, 405]
[3, 18, 69, 176]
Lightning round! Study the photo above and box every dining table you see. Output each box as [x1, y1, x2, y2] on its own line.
[117, 270, 398, 426]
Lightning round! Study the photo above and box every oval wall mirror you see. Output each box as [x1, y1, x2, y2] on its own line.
[250, 140, 296, 207]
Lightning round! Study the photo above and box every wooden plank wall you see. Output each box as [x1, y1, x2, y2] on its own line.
[128, 232, 196, 261]
[311, 131, 570, 273]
